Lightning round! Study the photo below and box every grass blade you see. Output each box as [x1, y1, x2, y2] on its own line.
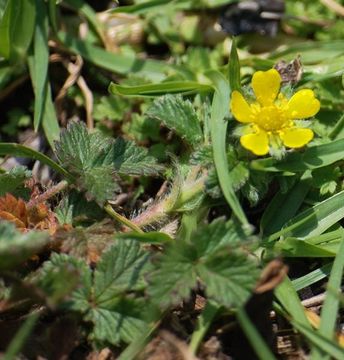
[4, 312, 39, 360]
[0, 143, 73, 181]
[109, 81, 212, 97]
[311, 230, 344, 360]
[251, 138, 344, 172]
[31, 0, 49, 131]
[229, 38, 241, 92]
[206, 70, 248, 227]
[236, 307, 277, 360]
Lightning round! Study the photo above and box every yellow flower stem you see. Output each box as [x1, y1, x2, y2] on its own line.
[104, 202, 144, 233]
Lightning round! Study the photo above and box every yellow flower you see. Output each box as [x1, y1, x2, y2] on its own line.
[230, 69, 320, 156]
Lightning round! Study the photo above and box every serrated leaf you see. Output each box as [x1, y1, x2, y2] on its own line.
[58, 240, 151, 346]
[36, 253, 92, 307]
[148, 219, 258, 309]
[198, 252, 259, 307]
[147, 95, 203, 147]
[0, 221, 49, 271]
[94, 241, 151, 301]
[86, 297, 148, 345]
[106, 137, 164, 176]
[148, 242, 198, 308]
[54, 122, 162, 203]
[55, 190, 104, 226]
[0, 166, 31, 197]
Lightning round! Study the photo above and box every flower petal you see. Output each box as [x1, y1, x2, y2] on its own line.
[240, 131, 269, 155]
[287, 89, 320, 119]
[280, 128, 314, 148]
[230, 90, 252, 123]
[252, 69, 281, 106]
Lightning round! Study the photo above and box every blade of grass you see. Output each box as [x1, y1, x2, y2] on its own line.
[311, 230, 344, 360]
[4, 312, 40, 360]
[236, 307, 277, 360]
[260, 172, 311, 236]
[31, 0, 49, 131]
[109, 81, 212, 97]
[275, 276, 311, 329]
[251, 138, 344, 172]
[58, 32, 173, 81]
[229, 38, 241, 92]
[63, 0, 106, 45]
[292, 262, 332, 291]
[292, 321, 344, 360]
[189, 300, 219, 355]
[282, 189, 344, 239]
[41, 84, 60, 149]
[206, 70, 248, 228]
[0, 143, 73, 181]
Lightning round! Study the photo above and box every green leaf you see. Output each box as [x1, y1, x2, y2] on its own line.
[251, 139, 344, 173]
[36, 253, 92, 307]
[206, 70, 248, 227]
[109, 81, 212, 97]
[59, 32, 172, 82]
[107, 137, 165, 177]
[148, 219, 258, 309]
[55, 122, 162, 203]
[30, 0, 49, 131]
[261, 173, 311, 235]
[281, 189, 344, 239]
[0, 142, 73, 181]
[94, 240, 151, 299]
[86, 297, 148, 346]
[66, 240, 151, 346]
[146, 95, 203, 147]
[311, 230, 344, 360]
[229, 38, 241, 92]
[55, 190, 104, 225]
[0, 0, 36, 62]
[0, 167, 31, 197]
[0, 222, 49, 271]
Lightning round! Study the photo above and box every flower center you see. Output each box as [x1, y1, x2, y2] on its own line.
[251, 104, 288, 132]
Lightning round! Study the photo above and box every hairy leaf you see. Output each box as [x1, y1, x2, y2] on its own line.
[148, 219, 258, 309]
[55, 122, 162, 204]
[147, 95, 203, 147]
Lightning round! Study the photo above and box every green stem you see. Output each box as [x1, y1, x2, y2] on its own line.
[104, 202, 144, 233]
[189, 300, 219, 355]
[4, 312, 40, 360]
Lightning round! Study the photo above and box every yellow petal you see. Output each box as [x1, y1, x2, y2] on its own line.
[230, 90, 252, 123]
[287, 89, 320, 119]
[280, 127, 314, 148]
[240, 131, 269, 155]
[252, 69, 281, 106]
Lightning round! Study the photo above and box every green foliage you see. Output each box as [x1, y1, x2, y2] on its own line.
[147, 95, 203, 147]
[0, 166, 31, 197]
[0, 222, 49, 271]
[55, 121, 163, 204]
[0, 0, 36, 62]
[148, 219, 259, 308]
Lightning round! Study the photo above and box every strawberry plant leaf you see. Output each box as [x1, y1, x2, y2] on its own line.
[51, 240, 152, 346]
[54, 122, 163, 204]
[93, 240, 151, 299]
[0, 221, 49, 271]
[86, 297, 148, 346]
[148, 219, 259, 309]
[146, 94, 203, 147]
[36, 253, 92, 307]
